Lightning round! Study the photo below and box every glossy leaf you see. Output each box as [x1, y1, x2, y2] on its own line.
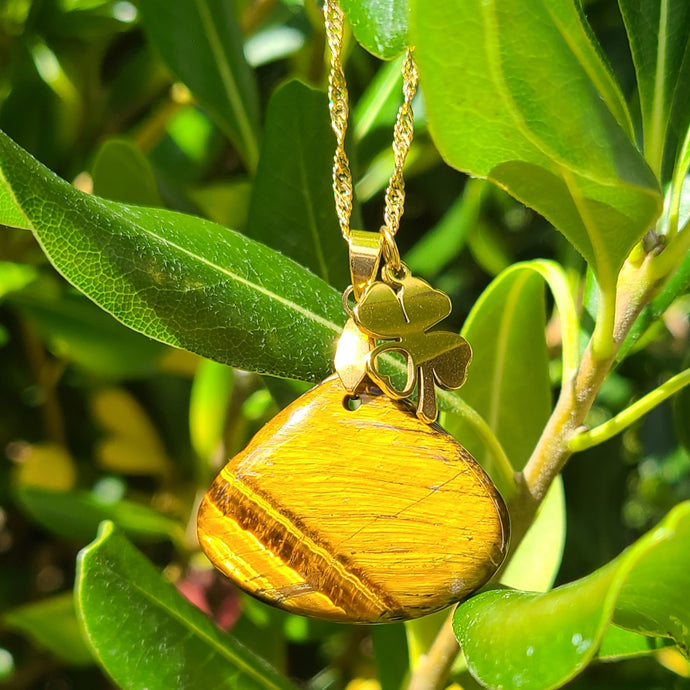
[500, 477, 566, 593]
[0, 129, 345, 383]
[340, 0, 408, 60]
[454, 501, 690, 690]
[619, 0, 690, 180]
[596, 625, 665, 661]
[411, 0, 662, 293]
[76, 522, 296, 690]
[91, 138, 161, 206]
[3, 593, 93, 666]
[138, 0, 260, 170]
[443, 264, 551, 475]
[246, 80, 348, 289]
[16, 486, 184, 544]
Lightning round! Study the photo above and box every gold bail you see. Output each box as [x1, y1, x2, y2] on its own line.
[348, 230, 383, 301]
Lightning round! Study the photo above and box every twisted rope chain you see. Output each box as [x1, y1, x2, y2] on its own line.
[324, 0, 418, 265]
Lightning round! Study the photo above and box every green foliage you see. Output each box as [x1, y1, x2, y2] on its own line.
[246, 80, 349, 288]
[138, 0, 261, 170]
[411, 0, 662, 298]
[76, 522, 296, 689]
[1, 1, 690, 689]
[453, 501, 690, 689]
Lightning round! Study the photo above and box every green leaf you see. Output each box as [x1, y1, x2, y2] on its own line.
[3, 592, 93, 667]
[500, 477, 566, 593]
[353, 55, 405, 141]
[405, 180, 487, 278]
[453, 501, 690, 690]
[596, 625, 665, 661]
[0, 130, 471, 416]
[0, 261, 37, 299]
[91, 138, 161, 206]
[411, 0, 662, 293]
[10, 286, 166, 378]
[246, 80, 349, 289]
[0, 173, 27, 229]
[619, 0, 690, 180]
[189, 359, 234, 483]
[340, 0, 408, 60]
[0, 129, 345, 382]
[371, 624, 409, 690]
[76, 522, 296, 690]
[16, 486, 185, 544]
[138, 0, 260, 171]
[443, 263, 552, 475]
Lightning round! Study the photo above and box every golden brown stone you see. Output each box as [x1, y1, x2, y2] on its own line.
[197, 375, 509, 623]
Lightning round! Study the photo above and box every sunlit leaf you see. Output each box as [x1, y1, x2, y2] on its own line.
[454, 501, 690, 690]
[443, 264, 551, 475]
[76, 522, 296, 689]
[411, 0, 662, 293]
[0, 129, 345, 383]
[189, 359, 233, 483]
[340, 0, 408, 60]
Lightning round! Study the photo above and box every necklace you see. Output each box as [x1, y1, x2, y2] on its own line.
[197, 0, 509, 624]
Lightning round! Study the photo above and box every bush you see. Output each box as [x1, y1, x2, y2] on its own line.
[1, 1, 689, 689]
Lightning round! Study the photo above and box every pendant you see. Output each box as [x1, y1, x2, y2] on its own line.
[197, 230, 510, 623]
[197, 375, 509, 623]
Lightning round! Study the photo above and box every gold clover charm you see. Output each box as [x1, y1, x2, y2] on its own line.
[353, 270, 472, 423]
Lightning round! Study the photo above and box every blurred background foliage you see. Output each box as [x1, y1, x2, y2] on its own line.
[0, 0, 689, 688]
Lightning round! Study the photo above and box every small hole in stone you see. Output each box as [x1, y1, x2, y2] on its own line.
[344, 395, 362, 411]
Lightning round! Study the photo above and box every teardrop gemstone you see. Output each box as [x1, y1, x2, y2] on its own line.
[197, 375, 509, 623]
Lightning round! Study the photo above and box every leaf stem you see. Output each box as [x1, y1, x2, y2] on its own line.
[570, 367, 690, 452]
[591, 284, 616, 360]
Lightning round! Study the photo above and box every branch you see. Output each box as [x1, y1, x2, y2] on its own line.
[570, 367, 690, 452]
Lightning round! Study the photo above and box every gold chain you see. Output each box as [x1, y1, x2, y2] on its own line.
[324, 0, 418, 266]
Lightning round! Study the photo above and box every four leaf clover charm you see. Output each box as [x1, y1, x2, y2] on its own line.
[352, 269, 472, 423]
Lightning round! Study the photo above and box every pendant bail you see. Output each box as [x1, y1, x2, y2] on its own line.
[348, 230, 383, 301]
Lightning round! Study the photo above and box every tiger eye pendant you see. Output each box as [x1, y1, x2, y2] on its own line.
[197, 375, 509, 623]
